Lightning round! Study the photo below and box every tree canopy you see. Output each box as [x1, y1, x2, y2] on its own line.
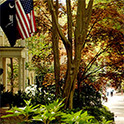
[26, 0, 124, 109]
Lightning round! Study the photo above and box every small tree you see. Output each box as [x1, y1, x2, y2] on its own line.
[47, 0, 94, 109]
[34, 0, 123, 109]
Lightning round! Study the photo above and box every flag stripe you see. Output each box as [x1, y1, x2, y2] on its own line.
[16, 17, 26, 38]
[31, 10, 36, 32]
[15, 0, 36, 39]
[15, 0, 30, 38]
[16, 15, 27, 38]
[27, 13, 31, 33]
[16, 11, 29, 38]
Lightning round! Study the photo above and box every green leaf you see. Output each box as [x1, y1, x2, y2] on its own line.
[1, 114, 16, 118]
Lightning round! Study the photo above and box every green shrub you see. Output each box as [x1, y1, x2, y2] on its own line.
[0, 91, 14, 108]
[73, 83, 102, 109]
[2, 99, 40, 123]
[24, 84, 56, 106]
[0, 84, 56, 108]
[60, 110, 96, 124]
[1, 99, 64, 124]
[2, 99, 114, 124]
[32, 99, 64, 124]
[82, 106, 114, 123]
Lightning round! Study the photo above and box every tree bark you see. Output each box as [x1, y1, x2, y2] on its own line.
[51, 0, 60, 96]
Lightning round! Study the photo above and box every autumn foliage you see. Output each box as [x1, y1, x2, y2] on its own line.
[30, 0, 124, 109]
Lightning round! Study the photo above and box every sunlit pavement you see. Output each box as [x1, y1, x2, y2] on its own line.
[103, 92, 124, 124]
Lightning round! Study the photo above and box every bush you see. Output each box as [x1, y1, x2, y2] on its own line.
[12, 91, 28, 107]
[73, 83, 102, 108]
[1, 99, 64, 124]
[2, 99, 113, 124]
[24, 84, 56, 106]
[0, 84, 56, 108]
[82, 106, 114, 123]
[1, 83, 114, 124]
[60, 110, 97, 124]
[0, 91, 14, 108]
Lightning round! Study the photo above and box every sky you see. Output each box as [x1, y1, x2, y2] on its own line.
[59, 0, 66, 4]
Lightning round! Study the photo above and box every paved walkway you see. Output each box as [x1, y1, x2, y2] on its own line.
[103, 92, 124, 124]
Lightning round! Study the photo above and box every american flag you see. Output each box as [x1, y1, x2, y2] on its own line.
[15, 0, 36, 39]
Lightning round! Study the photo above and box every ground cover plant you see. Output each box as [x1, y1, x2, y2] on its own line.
[1, 83, 114, 123]
[2, 99, 113, 124]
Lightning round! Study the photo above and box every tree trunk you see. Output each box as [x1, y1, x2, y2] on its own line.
[63, 44, 82, 109]
[47, 0, 94, 109]
[51, 0, 60, 96]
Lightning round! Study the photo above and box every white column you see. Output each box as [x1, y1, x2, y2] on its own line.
[0, 29, 4, 84]
[2, 58, 7, 91]
[0, 58, 3, 84]
[22, 58, 25, 90]
[18, 58, 22, 91]
[30, 72, 35, 85]
[30, 72, 32, 85]
[0, 28, 4, 46]
[26, 49, 29, 86]
[32, 72, 34, 84]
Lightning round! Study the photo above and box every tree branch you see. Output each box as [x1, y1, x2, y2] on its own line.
[86, 10, 103, 39]
[81, 0, 86, 40]
[66, 0, 72, 43]
[85, 0, 93, 28]
[47, 0, 71, 48]
[83, 47, 108, 76]
[85, 65, 107, 77]
[74, 0, 84, 43]
[85, 59, 123, 78]
[40, 8, 52, 23]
